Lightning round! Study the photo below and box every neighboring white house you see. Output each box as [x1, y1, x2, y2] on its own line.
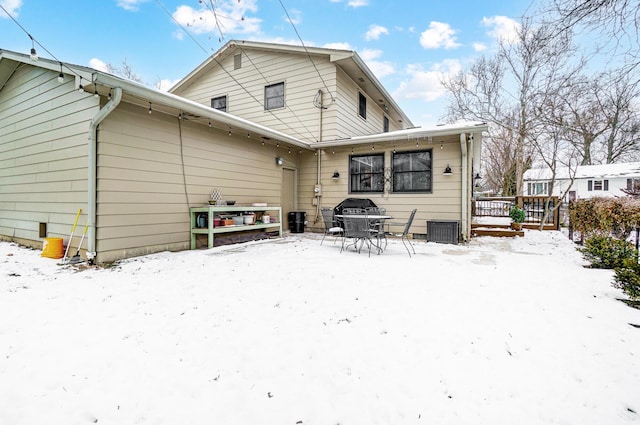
[523, 162, 640, 202]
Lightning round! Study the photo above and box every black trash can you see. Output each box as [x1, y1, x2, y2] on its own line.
[288, 211, 306, 233]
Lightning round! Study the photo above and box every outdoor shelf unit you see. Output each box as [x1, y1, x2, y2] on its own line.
[190, 205, 282, 249]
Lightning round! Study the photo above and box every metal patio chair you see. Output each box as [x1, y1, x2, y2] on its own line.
[320, 206, 343, 245]
[340, 208, 377, 256]
[386, 208, 417, 257]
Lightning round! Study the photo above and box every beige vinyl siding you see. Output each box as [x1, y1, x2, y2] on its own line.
[95, 102, 293, 262]
[333, 67, 388, 139]
[298, 137, 463, 236]
[0, 64, 98, 243]
[174, 49, 336, 143]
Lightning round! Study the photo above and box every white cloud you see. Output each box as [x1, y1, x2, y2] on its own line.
[328, 0, 368, 7]
[89, 58, 110, 73]
[347, 0, 369, 7]
[473, 42, 487, 52]
[359, 48, 395, 78]
[284, 8, 302, 25]
[173, 30, 184, 41]
[365, 24, 389, 41]
[0, 0, 22, 17]
[172, 0, 261, 36]
[393, 59, 462, 102]
[419, 21, 460, 50]
[116, 0, 148, 12]
[482, 16, 520, 44]
[323, 42, 352, 50]
[156, 78, 181, 92]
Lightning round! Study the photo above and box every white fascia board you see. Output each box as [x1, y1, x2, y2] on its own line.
[315, 122, 488, 148]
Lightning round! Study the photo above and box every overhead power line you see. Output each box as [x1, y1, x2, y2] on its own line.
[153, 0, 318, 141]
[277, 0, 335, 105]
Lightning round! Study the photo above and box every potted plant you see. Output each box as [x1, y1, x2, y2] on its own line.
[509, 205, 526, 230]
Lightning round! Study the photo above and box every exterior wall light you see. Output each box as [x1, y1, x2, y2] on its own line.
[331, 170, 340, 179]
[443, 165, 453, 175]
[276, 157, 284, 166]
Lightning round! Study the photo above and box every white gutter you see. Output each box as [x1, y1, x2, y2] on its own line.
[87, 87, 122, 260]
[315, 122, 488, 148]
[93, 73, 311, 151]
[460, 133, 468, 242]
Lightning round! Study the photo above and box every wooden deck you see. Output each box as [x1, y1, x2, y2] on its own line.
[471, 223, 524, 238]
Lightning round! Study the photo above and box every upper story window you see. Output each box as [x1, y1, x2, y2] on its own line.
[358, 92, 367, 119]
[265, 82, 285, 110]
[349, 153, 384, 193]
[392, 149, 432, 193]
[383, 116, 389, 132]
[588, 179, 608, 191]
[211, 95, 227, 112]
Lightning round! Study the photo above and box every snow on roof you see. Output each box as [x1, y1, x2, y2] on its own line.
[524, 162, 640, 181]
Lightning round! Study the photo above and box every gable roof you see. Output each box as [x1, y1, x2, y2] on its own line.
[0, 48, 310, 150]
[524, 162, 640, 181]
[1, 48, 485, 152]
[169, 39, 414, 128]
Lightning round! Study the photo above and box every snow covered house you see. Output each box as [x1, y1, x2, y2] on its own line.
[523, 162, 640, 202]
[0, 42, 487, 263]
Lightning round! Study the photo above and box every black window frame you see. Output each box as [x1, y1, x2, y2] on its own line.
[265, 82, 285, 110]
[391, 149, 433, 193]
[358, 92, 367, 119]
[349, 153, 384, 193]
[211, 95, 227, 112]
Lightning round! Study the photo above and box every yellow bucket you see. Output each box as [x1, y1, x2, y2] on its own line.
[41, 237, 64, 259]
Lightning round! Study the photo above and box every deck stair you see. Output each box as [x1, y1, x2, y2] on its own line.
[471, 223, 524, 238]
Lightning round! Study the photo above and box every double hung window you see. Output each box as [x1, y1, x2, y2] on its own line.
[265, 82, 285, 110]
[349, 154, 384, 193]
[392, 150, 432, 193]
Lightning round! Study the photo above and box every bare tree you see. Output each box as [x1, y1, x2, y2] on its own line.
[552, 0, 640, 70]
[534, 92, 582, 229]
[443, 18, 576, 195]
[559, 72, 640, 165]
[107, 58, 144, 84]
[597, 73, 640, 163]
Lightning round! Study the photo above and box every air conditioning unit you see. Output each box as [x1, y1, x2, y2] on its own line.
[427, 220, 459, 244]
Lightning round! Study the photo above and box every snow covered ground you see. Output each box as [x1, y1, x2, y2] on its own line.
[1, 231, 639, 425]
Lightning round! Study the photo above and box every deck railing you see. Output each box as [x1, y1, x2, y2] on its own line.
[472, 196, 560, 230]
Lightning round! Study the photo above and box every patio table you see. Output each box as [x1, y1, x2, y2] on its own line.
[336, 214, 393, 254]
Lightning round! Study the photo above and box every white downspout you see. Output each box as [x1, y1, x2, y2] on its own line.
[314, 89, 324, 224]
[460, 133, 468, 241]
[86, 87, 122, 262]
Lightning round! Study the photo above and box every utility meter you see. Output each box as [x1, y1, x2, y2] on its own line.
[314, 184, 322, 196]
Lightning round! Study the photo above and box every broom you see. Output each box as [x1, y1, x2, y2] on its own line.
[62, 209, 81, 264]
[69, 223, 88, 264]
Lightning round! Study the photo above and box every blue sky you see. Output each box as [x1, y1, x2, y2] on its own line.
[1, 0, 535, 126]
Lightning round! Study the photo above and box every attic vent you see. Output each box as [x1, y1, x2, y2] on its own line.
[234, 54, 242, 70]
